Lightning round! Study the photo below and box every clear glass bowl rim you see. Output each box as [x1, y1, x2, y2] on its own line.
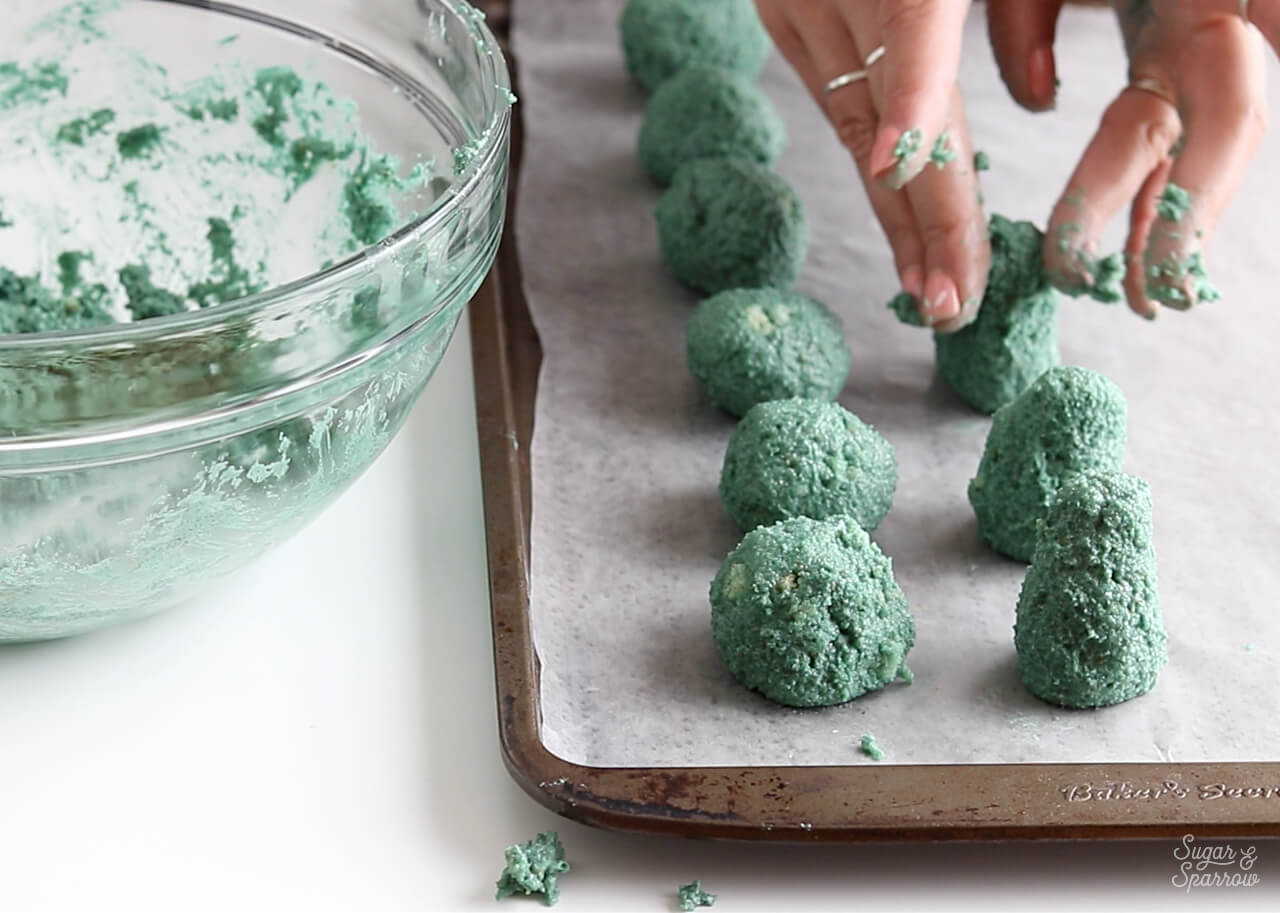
[0, 0, 512, 355]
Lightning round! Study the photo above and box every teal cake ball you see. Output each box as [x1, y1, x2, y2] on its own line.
[638, 66, 786, 185]
[686, 288, 850, 417]
[719, 398, 897, 532]
[968, 365, 1128, 562]
[710, 515, 915, 708]
[1015, 471, 1167, 708]
[934, 214, 1060, 413]
[620, 0, 771, 93]
[656, 158, 807, 295]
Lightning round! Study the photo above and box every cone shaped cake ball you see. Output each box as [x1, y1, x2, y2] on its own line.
[720, 398, 897, 532]
[620, 0, 771, 93]
[1015, 471, 1167, 708]
[968, 365, 1127, 562]
[710, 515, 915, 708]
[656, 158, 807, 295]
[638, 66, 786, 185]
[686, 288, 849, 417]
[934, 214, 1060, 413]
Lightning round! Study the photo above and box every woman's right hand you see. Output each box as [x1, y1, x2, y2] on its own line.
[757, 0, 990, 332]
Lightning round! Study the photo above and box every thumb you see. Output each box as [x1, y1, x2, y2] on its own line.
[987, 0, 1067, 111]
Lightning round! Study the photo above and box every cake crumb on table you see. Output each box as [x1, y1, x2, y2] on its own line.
[495, 832, 569, 906]
[678, 880, 717, 911]
[860, 733, 886, 761]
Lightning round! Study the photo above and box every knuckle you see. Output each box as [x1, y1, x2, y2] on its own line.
[1193, 95, 1268, 151]
[919, 217, 970, 251]
[1140, 116, 1181, 160]
[1102, 97, 1180, 160]
[882, 224, 922, 268]
[1233, 99, 1268, 144]
[827, 101, 878, 161]
[880, 0, 929, 36]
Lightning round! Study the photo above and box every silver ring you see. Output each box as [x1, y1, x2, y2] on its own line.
[1242, 0, 1250, 20]
[823, 45, 886, 95]
[824, 69, 867, 93]
[1129, 76, 1177, 107]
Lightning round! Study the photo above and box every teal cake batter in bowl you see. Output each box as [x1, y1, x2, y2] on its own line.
[0, 0, 511, 640]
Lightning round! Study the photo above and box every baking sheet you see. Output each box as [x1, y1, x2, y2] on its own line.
[512, 0, 1280, 768]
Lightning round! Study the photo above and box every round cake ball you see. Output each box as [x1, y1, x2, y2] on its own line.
[968, 365, 1127, 562]
[686, 289, 850, 417]
[1015, 471, 1167, 708]
[619, 0, 771, 93]
[719, 398, 897, 532]
[934, 214, 1060, 414]
[710, 515, 916, 708]
[656, 158, 807, 295]
[638, 66, 786, 186]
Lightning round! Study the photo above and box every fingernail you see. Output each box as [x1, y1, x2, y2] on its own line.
[922, 272, 959, 322]
[1029, 46, 1056, 109]
[901, 266, 924, 299]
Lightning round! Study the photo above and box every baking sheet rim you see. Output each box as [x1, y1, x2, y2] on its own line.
[469, 0, 1280, 842]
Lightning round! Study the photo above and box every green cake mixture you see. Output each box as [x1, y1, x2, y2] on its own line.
[885, 289, 925, 326]
[0, 0, 514, 641]
[1146, 182, 1220, 309]
[495, 831, 570, 906]
[677, 880, 717, 911]
[932, 214, 1060, 413]
[1046, 217, 1125, 305]
[0, 6, 434, 335]
[710, 515, 915, 708]
[968, 365, 1128, 563]
[620, 0, 770, 93]
[719, 398, 897, 532]
[656, 157, 808, 295]
[859, 733, 886, 761]
[637, 65, 785, 186]
[686, 287, 849, 417]
[1015, 471, 1167, 708]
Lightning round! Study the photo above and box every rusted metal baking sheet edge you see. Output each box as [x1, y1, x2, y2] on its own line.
[467, 0, 1280, 842]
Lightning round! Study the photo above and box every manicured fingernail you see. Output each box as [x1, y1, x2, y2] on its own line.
[1030, 46, 1056, 109]
[901, 266, 924, 299]
[922, 272, 959, 321]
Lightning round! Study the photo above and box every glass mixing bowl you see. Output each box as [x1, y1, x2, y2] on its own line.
[0, 0, 510, 640]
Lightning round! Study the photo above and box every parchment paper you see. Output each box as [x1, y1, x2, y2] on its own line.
[512, 0, 1280, 767]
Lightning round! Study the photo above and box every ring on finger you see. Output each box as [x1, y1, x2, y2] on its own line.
[823, 44, 887, 95]
[1241, 0, 1250, 21]
[1128, 75, 1177, 107]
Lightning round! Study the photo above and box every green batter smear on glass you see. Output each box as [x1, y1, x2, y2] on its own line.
[0, 0, 435, 334]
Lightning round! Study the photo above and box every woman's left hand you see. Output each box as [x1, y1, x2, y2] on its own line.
[989, 0, 1275, 317]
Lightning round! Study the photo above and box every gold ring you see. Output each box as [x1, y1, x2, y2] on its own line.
[1129, 76, 1177, 107]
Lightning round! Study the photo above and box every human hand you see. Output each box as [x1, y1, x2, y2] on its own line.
[989, 0, 1272, 317]
[757, 0, 990, 332]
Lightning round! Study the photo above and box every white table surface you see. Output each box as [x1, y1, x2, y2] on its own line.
[1, 318, 1276, 912]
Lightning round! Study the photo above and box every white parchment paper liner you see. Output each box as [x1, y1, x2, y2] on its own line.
[512, 0, 1280, 767]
